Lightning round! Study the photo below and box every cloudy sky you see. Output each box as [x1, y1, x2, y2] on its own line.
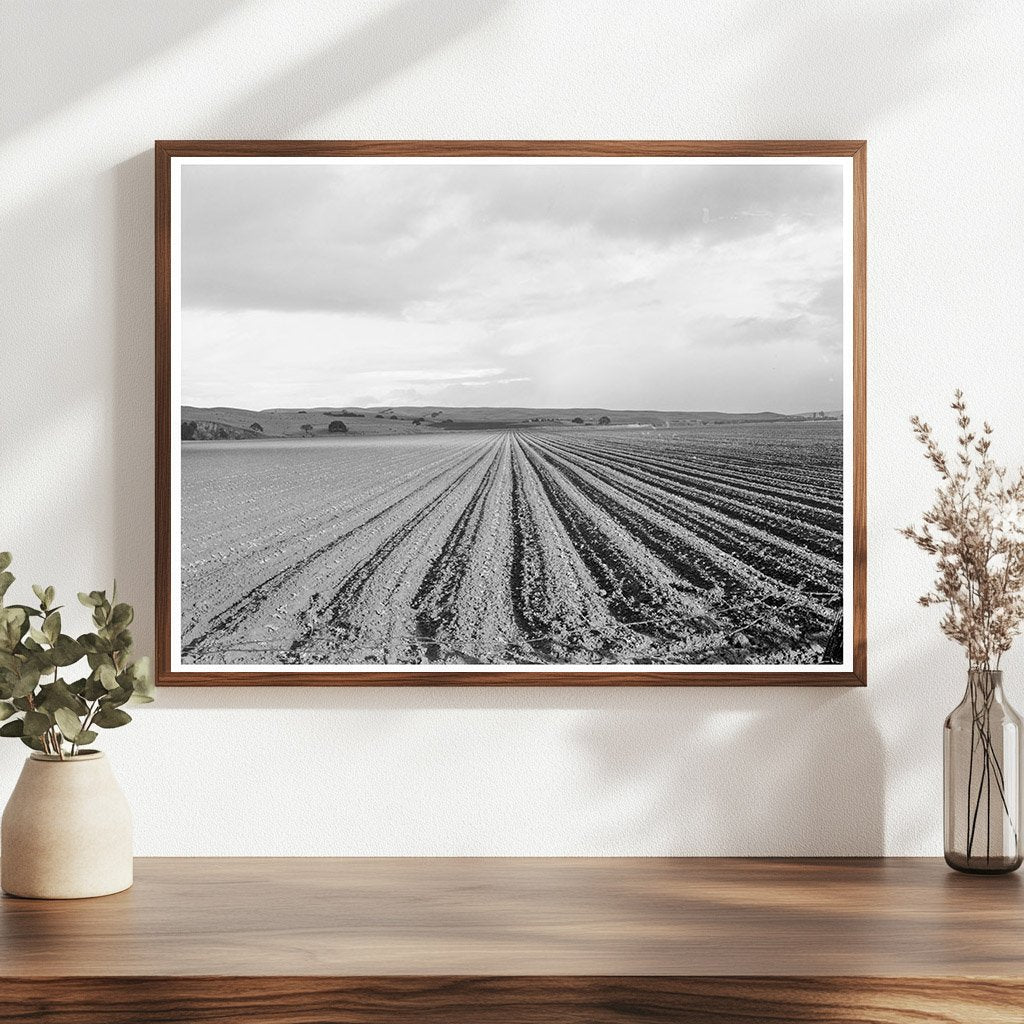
[180, 158, 846, 413]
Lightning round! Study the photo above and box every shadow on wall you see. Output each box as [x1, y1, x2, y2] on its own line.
[148, 680, 886, 856]
[112, 151, 156, 654]
[207, 0, 508, 136]
[731, 0, 968, 134]
[573, 687, 884, 855]
[1, 1, 245, 138]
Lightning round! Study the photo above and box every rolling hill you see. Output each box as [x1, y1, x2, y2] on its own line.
[181, 405, 838, 439]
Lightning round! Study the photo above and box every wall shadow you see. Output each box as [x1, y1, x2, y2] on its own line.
[572, 686, 885, 855]
[207, 0, 508, 137]
[729, 1, 968, 134]
[112, 150, 156, 653]
[0, 1, 244, 139]
[142, 680, 886, 856]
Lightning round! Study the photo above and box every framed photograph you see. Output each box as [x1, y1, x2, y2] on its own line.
[156, 141, 865, 686]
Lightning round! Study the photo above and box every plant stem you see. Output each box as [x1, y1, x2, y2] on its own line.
[966, 684, 978, 851]
[53, 665, 63, 760]
[988, 747, 993, 862]
[964, 671, 1018, 863]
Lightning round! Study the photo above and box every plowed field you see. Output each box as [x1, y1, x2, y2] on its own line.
[179, 423, 844, 667]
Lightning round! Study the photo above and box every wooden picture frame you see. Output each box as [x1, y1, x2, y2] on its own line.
[156, 140, 866, 687]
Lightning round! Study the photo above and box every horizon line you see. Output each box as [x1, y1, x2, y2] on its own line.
[181, 402, 843, 416]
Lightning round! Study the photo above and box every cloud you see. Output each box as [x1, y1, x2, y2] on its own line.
[694, 313, 813, 347]
[179, 159, 847, 413]
[807, 275, 843, 320]
[473, 162, 841, 248]
[346, 368, 506, 382]
[181, 161, 843, 319]
[687, 309, 841, 350]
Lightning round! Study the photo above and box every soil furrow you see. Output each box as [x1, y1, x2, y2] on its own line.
[179, 419, 845, 668]
[181, 435, 495, 661]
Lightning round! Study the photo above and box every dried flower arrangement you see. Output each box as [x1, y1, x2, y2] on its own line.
[903, 390, 1024, 869]
[902, 390, 1024, 668]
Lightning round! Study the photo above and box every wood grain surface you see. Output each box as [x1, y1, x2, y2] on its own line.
[2, 856, 1021, 977]
[0, 976, 1022, 1024]
[154, 139, 867, 688]
[2, 858, 1020, 1023]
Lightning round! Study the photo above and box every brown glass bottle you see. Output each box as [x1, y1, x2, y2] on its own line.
[944, 670, 1022, 873]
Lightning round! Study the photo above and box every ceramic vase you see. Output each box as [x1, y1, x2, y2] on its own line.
[1, 751, 133, 898]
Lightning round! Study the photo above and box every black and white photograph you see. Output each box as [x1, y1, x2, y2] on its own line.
[165, 148, 859, 681]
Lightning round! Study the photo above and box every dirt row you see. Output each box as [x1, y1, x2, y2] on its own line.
[179, 426, 845, 667]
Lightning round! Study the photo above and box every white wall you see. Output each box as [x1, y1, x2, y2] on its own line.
[1, 0, 1022, 855]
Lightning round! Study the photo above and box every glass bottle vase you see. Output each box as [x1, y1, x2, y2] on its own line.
[944, 669, 1023, 873]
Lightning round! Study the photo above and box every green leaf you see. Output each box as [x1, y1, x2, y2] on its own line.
[77, 592, 100, 608]
[92, 705, 131, 729]
[19, 735, 45, 752]
[53, 707, 85, 741]
[44, 586, 55, 609]
[98, 663, 118, 690]
[0, 719, 24, 738]
[83, 675, 108, 701]
[0, 572, 14, 602]
[0, 701, 16, 721]
[129, 654, 150, 678]
[74, 730, 97, 747]
[0, 553, 11, 573]
[104, 684, 132, 708]
[31, 584, 47, 608]
[77, 634, 102, 654]
[82, 634, 113, 656]
[49, 635, 85, 667]
[7, 604, 42, 619]
[127, 656, 155, 703]
[2, 607, 26, 628]
[42, 611, 60, 644]
[36, 678, 88, 716]
[110, 603, 133, 629]
[11, 666, 41, 699]
[28, 627, 49, 646]
[0, 607, 26, 651]
[22, 711, 50, 738]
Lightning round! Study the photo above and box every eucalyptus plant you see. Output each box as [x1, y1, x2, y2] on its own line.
[0, 552, 153, 759]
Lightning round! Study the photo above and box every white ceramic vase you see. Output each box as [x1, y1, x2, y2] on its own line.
[1, 751, 133, 899]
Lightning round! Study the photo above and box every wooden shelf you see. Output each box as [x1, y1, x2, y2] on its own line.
[2, 857, 1021, 1022]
